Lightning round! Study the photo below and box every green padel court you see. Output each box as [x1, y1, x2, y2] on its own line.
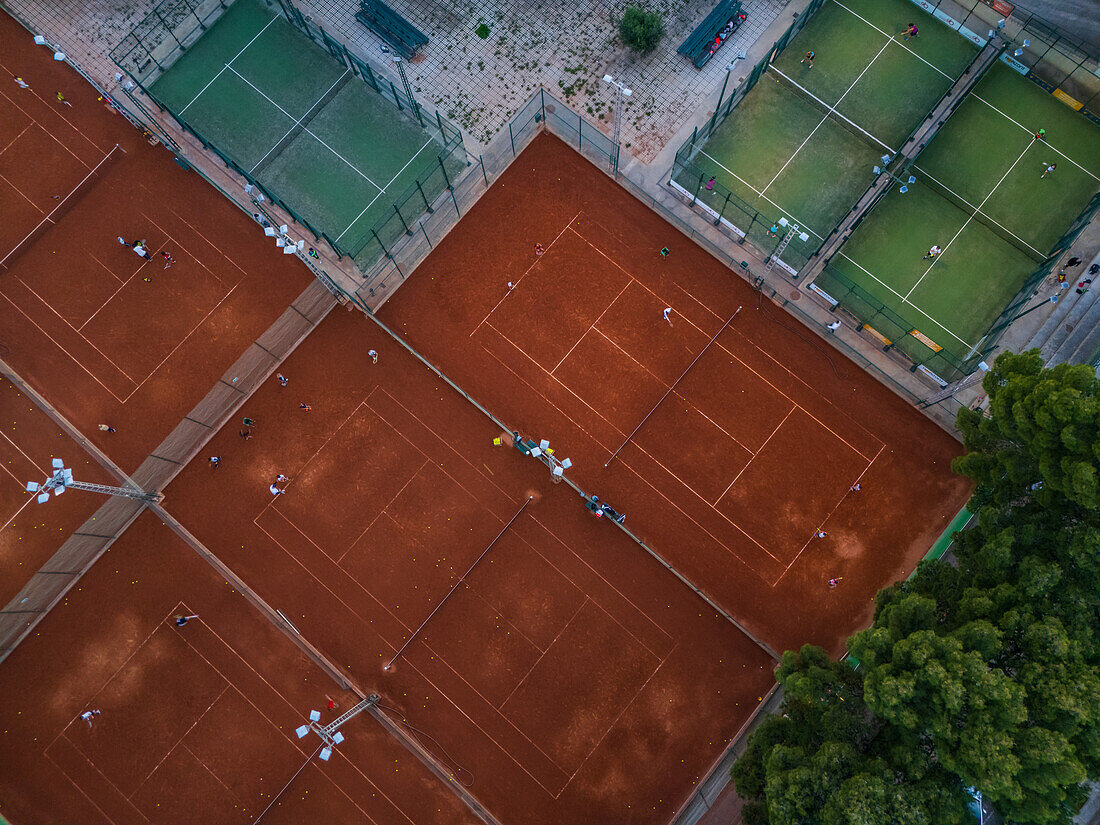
[819, 61, 1100, 364]
[149, 0, 463, 261]
[675, 0, 978, 250]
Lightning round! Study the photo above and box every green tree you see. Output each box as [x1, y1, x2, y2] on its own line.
[618, 5, 665, 53]
[731, 645, 970, 825]
[953, 351, 1100, 517]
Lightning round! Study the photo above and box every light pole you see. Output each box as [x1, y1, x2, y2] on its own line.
[26, 458, 161, 504]
[602, 74, 632, 176]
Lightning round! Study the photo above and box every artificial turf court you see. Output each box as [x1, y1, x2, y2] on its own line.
[819, 62, 1100, 360]
[677, 0, 978, 249]
[0, 12, 312, 474]
[148, 0, 458, 258]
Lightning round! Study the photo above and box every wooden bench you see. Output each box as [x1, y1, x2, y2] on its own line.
[677, 0, 746, 69]
[355, 0, 428, 60]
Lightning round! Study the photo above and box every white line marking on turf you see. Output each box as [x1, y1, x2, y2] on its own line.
[904, 140, 1033, 301]
[336, 138, 435, 242]
[761, 39, 891, 197]
[179, 16, 277, 114]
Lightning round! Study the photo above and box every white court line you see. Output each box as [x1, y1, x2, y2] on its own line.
[904, 140, 1034, 301]
[699, 150, 825, 241]
[179, 16, 278, 114]
[226, 66, 382, 191]
[761, 38, 892, 196]
[714, 406, 796, 507]
[552, 281, 631, 373]
[833, 0, 953, 81]
[834, 252, 974, 348]
[470, 211, 583, 336]
[335, 138, 435, 243]
[248, 69, 350, 174]
[912, 165, 1044, 258]
[969, 95, 1100, 182]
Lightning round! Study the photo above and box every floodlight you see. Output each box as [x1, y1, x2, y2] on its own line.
[603, 74, 613, 83]
[279, 224, 288, 233]
[1014, 48, 1023, 56]
[332, 731, 344, 744]
[53, 51, 65, 61]
[899, 184, 909, 194]
[798, 232, 810, 243]
[296, 239, 305, 250]
[52, 458, 63, 469]
[907, 176, 916, 184]
[276, 238, 286, 247]
[37, 492, 50, 504]
[881, 154, 892, 165]
[552, 466, 563, 478]
[33, 34, 47, 45]
[296, 725, 310, 738]
[264, 227, 276, 237]
[319, 747, 332, 761]
[282, 246, 296, 254]
[622, 88, 632, 97]
[777, 217, 789, 227]
[873, 165, 882, 174]
[53, 485, 64, 496]
[530, 447, 542, 457]
[1022, 39, 1030, 47]
[539, 439, 550, 450]
[561, 458, 572, 469]
[987, 29, 994, 39]
[309, 710, 321, 722]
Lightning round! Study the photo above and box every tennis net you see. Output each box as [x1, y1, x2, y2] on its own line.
[0, 144, 124, 272]
[769, 66, 896, 157]
[914, 168, 1045, 262]
[250, 71, 354, 177]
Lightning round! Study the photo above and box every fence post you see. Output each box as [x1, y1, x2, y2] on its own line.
[508, 121, 515, 156]
[714, 191, 731, 226]
[438, 156, 452, 190]
[416, 180, 433, 212]
[479, 154, 488, 186]
[691, 173, 704, 207]
[390, 81, 403, 110]
[394, 203, 412, 235]
[420, 222, 432, 248]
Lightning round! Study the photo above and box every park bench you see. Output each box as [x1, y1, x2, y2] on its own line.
[355, 0, 428, 60]
[677, 0, 746, 69]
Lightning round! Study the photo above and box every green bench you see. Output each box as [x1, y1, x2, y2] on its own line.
[355, 0, 428, 60]
[677, 0, 746, 69]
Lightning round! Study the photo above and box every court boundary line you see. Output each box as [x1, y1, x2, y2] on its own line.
[713, 406, 795, 506]
[471, 210, 582, 336]
[477, 327, 786, 573]
[336, 137, 436, 244]
[911, 163, 1044, 258]
[552, 281, 632, 373]
[0, 71, 108, 161]
[904, 140, 1034, 300]
[178, 15, 279, 114]
[760, 39, 892, 198]
[773, 442, 886, 583]
[699, 149, 825, 242]
[832, 252, 974, 349]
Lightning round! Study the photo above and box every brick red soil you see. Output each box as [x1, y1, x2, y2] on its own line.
[0, 375, 119, 606]
[0, 11, 312, 474]
[163, 306, 778, 825]
[0, 511, 481, 825]
[377, 132, 972, 656]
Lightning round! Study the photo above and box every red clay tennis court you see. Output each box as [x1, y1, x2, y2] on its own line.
[161, 305, 778, 825]
[0, 12, 311, 473]
[380, 133, 971, 655]
[0, 511, 480, 825]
